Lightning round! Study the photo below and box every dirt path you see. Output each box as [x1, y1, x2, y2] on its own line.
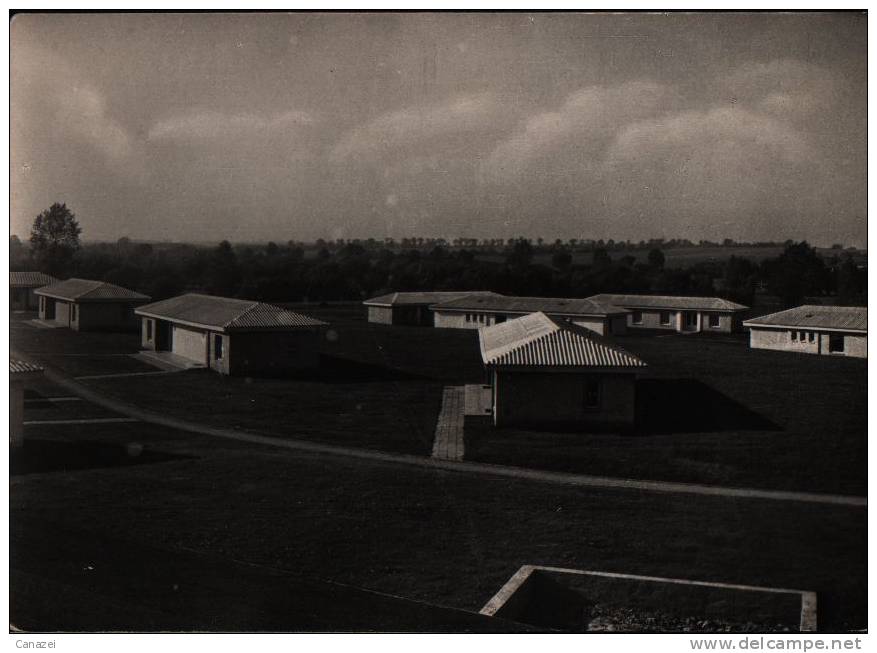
[19, 353, 866, 509]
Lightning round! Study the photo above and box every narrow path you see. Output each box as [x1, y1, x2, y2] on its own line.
[24, 417, 140, 426]
[74, 370, 180, 380]
[432, 386, 465, 461]
[17, 353, 866, 508]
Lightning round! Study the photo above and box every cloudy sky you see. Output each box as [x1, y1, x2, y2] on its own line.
[11, 12, 867, 245]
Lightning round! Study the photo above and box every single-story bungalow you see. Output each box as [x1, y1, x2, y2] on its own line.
[10, 359, 44, 449]
[363, 291, 497, 326]
[479, 312, 647, 430]
[743, 305, 867, 359]
[135, 293, 328, 376]
[35, 278, 150, 331]
[10, 271, 57, 311]
[585, 294, 748, 333]
[431, 293, 629, 335]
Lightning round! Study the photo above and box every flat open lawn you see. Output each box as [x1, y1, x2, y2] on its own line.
[466, 333, 867, 496]
[10, 315, 154, 377]
[84, 366, 442, 455]
[11, 414, 866, 631]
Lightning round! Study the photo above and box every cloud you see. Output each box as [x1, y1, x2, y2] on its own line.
[481, 81, 673, 182]
[607, 106, 814, 167]
[720, 59, 838, 122]
[148, 109, 314, 141]
[331, 93, 509, 162]
[12, 44, 134, 166]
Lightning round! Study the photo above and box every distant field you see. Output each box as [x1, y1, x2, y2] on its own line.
[477, 246, 866, 268]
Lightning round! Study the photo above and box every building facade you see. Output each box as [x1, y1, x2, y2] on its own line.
[479, 312, 647, 430]
[136, 293, 328, 375]
[585, 294, 748, 334]
[10, 272, 57, 311]
[364, 291, 496, 326]
[35, 279, 150, 331]
[10, 359, 44, 449]
[432, 294, 629, 336]
[743, 305, 867, 359]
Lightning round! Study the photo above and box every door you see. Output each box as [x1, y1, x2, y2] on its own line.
[683, 311, 698, 330]
[172, 325, 208, 363]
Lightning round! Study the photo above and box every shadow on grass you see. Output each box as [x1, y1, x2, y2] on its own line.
[636, 378, 780, 435]
[11, 439, 195, 476]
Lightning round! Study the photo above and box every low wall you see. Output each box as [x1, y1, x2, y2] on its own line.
[481, 566, 816, 632]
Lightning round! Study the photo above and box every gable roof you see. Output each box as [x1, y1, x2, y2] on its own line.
[479, 312, 647, 369]
[744, 305, 867, 333]
[363, 291, 498, 307]
[135, 293, 327, 332]
[34, 278, 150, 302]
[432, 294, 627, 317]
[586, 294, 748, 312]
[10, 271, 57, 288]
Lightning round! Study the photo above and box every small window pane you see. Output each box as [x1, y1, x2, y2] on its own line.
[583, 378, 601, 408]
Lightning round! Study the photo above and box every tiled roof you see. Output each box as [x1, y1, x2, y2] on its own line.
[586, 294, 748, 312]
[35, 278, 150, 302]
[363, 291, 499, 307]
[479, 312, 647, 369]
[10, 358, 44, 375]
[10, 271, 57, 288]
[432, 294, 627, 317]
[136, 293, 327, 332]
[744, 305, 867, 332]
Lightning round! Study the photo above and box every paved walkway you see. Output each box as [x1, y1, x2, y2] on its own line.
[15, 352, 866, 508]
[431, 386, 465, 461]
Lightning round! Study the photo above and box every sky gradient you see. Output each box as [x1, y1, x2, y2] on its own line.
[10, 12, 867, 246]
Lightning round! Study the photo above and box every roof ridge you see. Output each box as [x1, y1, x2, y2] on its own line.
[478, 312, 561, 362]
[223, 299, 263, 328]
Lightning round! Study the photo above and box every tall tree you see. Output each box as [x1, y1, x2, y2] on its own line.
[30, 203, 81, 276]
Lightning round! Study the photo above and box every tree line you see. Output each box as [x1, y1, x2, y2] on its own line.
[11, 203, 867, 309]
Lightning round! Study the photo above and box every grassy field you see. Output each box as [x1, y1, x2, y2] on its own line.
[466, 333, 866, 496]
[11, 413, 867, 631]
[12, 308, 866, 494]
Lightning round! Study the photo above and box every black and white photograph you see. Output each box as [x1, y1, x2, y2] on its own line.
[6, 8, 869, 644]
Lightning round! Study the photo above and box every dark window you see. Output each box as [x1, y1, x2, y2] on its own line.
[583, 378, 601, 409]
[465, 313, 471, 322]
[790, 331, 797, 341]
[214, 334, 223, 360]
[146, 320, 153, 341]
[808, 332, 816, 343]
[829, 334, 844, 353]
[632, 311, 643, 324]
[708, 313, 720, 328]
[659, 311, 671, 325]
[71, 304, 77, 321]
